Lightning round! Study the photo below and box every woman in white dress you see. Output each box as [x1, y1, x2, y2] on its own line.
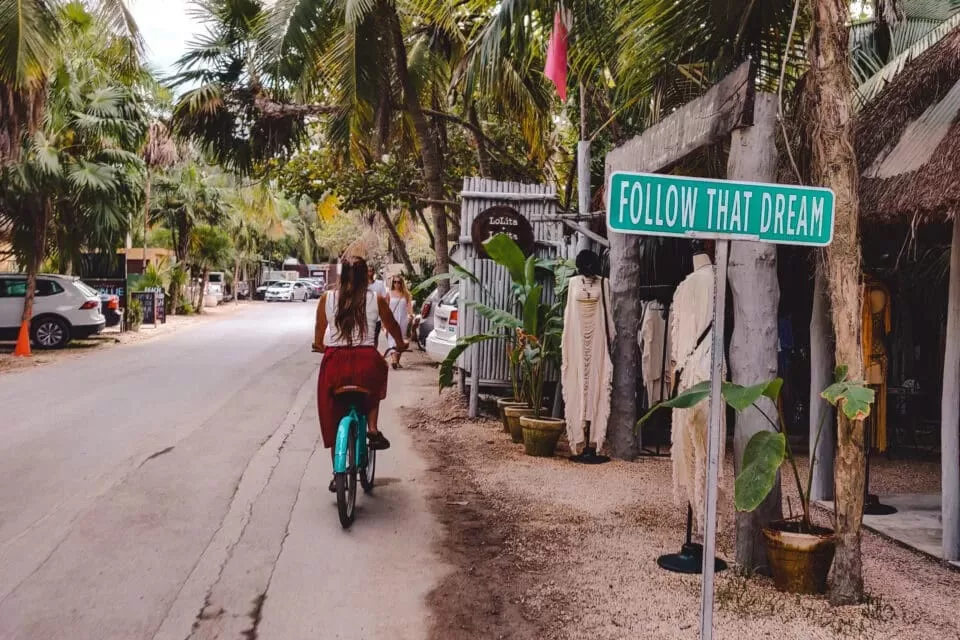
[385, 276, 413, 368]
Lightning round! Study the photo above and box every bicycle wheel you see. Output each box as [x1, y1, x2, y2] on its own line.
[360, 448, 376, 493]
[336, 419, 358, 529]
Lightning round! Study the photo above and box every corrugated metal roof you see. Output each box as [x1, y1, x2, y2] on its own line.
[865, 77, 960, 178]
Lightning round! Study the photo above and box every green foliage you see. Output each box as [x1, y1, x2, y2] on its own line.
[639, 369, 876, 530]
[125, 297, 143, 330]
[734, 431, 787, 512]
[822, 365, 876, 421]
[438, 234, 572, 418]
[191, 224, 233, 272]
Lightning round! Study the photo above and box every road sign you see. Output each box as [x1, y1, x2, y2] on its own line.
[607, 172, 835, 247]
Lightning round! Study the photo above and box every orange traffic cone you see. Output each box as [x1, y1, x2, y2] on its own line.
[13, 321, 31, 357]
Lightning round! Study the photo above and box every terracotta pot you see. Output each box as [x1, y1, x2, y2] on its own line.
[504, 405, 537, 443]
[763, 520, 836, 594]
[497, 398, 527, 434]
[519, 416, 565, 457]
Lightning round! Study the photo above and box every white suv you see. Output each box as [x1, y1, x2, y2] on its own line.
[0, 274, 106, 349]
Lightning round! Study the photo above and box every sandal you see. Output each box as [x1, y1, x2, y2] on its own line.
[367, 431, 391, 451]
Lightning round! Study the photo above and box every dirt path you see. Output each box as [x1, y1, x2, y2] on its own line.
[407, 390, 960, 640]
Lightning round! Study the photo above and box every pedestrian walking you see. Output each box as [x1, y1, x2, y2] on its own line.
[385, 276, 413, 368]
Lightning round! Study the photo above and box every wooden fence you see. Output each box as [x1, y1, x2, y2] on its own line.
[457, 177, 566, 417]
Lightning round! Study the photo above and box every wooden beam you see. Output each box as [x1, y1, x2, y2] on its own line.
[602, 61, 756, 460]
[605, 60, 755, 175]
[942, 218, 960, 561]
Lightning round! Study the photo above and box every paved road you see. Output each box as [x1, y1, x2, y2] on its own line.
[0, 303, 446, 640]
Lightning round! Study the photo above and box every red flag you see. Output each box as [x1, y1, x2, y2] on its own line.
[544, 10, 569, 102]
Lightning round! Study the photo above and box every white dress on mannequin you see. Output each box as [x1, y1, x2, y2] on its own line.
[561, 275, 614, 453]
[670, 254, 726, 533]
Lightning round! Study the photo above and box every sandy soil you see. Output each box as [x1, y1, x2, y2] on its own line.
[407, 390, 960, 640]
[0, 302, 252, 375]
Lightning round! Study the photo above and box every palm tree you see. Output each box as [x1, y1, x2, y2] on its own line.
[0, 2, 147, 352]
[0, 0, 142, 166]
[140, 120, 178, 275]
[190, 224, 232, 314]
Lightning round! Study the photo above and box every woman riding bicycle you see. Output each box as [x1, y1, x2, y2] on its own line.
[313, 257, 408, 486]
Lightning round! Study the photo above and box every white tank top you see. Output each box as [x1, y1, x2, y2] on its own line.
[324, 290, 379, 347]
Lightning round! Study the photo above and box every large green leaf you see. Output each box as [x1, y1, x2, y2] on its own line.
[734, 431, 786, 512]
[721, 378, 783, 412]
[523, 254, 535, 286]
[637, 380, 711, 427]
[522, 284, 541, 335]
[483, 234, 526, 283]
[439, 333, 498, 390]
[465, 300, 521, 330]
[821, 380, 876, 421]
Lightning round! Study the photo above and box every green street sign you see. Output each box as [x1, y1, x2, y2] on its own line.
[607, 172, 835, 247]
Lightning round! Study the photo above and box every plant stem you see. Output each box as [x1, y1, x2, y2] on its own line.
[757, 402, 809, 528]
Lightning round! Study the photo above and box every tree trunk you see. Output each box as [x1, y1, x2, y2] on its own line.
[468, 107, 492, 178]
[415, 206, 435, 250]
[233, 258, 241, 305]
[197, 268, 209, 315]
[387, 5, 450, 294]
[143, 169, 151, 276]
[809, 0, 866, 605]
[941, 219, 960, 561]
[810, 263, 836, 501]
[20, 198, 51, 337]
[727, 94, 783, 572]
[380, 207, 415, 273]
[607, 232, 641, 459]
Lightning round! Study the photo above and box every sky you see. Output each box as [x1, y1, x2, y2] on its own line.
[130, 0, 202, 79]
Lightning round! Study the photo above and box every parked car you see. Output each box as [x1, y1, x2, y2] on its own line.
[298, 279, 322, 299]
[0, 274, 106, 349]
[236, 281, 251, 300]
[413, 285, 457, 350]
[255, 280, 280, 300]
[99, 294, 122, 328]
[425, 287, 460, 363]
[265, 281, 311, 302]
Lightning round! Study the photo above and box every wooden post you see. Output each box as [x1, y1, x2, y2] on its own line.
[810, 264, 836, 501]
[942, 218, 960, 561]
[727, 94, 782, 571]
[468, 256, 481, 418]
[604, 61, 754, 460]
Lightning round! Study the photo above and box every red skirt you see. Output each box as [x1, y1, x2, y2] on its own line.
[316, 346, 388, 448]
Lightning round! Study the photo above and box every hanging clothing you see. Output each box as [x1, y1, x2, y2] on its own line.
[561, 275, 615, 454]
[862, 277, 892, 452]
[639, 301, 672, 405]
[669, 260, 726, 533]
[386, 294, 410, 354]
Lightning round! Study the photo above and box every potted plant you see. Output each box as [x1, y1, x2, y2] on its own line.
[639, 365, 874, 594]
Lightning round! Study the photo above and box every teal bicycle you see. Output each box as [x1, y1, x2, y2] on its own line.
[332, 385, 376, 528]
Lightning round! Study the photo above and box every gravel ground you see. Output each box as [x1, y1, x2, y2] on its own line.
[409, 389, 960, 640]
[0, 302, 252, 375]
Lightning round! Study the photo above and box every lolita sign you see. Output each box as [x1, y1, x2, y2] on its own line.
[471, 205, 536, 259]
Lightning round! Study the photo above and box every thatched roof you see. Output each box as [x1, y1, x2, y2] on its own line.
[856, 23, 960, 223]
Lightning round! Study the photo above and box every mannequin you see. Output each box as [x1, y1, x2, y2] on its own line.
[669, 248, 726, 533]
[561, 250, 614, 455]
[862, 276, 891, 452]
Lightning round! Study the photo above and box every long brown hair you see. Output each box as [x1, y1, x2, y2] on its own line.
[389, 275, 412, 306]
[335, 256, 370, 345]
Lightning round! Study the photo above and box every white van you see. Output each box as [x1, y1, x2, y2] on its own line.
[206, 272, 226, 305]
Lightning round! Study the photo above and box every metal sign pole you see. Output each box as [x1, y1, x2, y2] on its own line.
[700, 239, 730, 640]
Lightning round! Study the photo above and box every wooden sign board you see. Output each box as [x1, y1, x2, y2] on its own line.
[470, 205, 536, 258]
